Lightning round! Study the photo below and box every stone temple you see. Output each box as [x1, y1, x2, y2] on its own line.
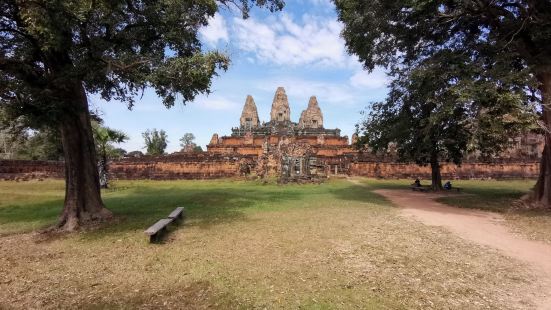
[208, 87, 356, 181]
[229, 87, 341, 138]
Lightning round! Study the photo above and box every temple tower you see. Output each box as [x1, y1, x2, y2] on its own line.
[239, 95, 260, 130]
[299, 96, 324, 128]
[270, 87, 291, 123]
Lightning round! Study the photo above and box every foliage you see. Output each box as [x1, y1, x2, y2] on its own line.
[126, 150, 144, 158]
[21, 130, 64, 160]
[193, 145, 203, 152]
[337, 0, 547, 190]
[92, 121, 128, 160]
[1, 0, 282, 129]
[143, 128, 168, 155]
[180, 133, 196, 148]
[110, 148, 127, 159]
[334, 0, 550, 75]
[358, 50, 537, 167]
[0, 124, 63, 160]
[92, 121, 128, 187]
[179, 132, 202, 152]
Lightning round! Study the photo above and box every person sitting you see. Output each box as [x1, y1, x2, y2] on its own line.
[413, 178, 421, 187]
[444, 181, 452, 190]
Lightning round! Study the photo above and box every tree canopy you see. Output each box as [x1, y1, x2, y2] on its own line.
[336, 0, 550, 202]
[179, 132, 202, 152]
[0, 0, 284, 230]
[143, 128, 168, 156]
[359, 50, 536, 188]
[180, 133, 196, 148]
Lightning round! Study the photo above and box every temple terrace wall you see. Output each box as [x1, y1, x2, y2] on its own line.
[0, 160, 65, 180]
[348, 161, 540, 180]
[0, 156, 540, 181]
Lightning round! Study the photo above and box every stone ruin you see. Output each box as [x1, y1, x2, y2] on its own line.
[239, 95, 260, 130]
[209, 87, 351, 183]
[299, 96, 323, 129]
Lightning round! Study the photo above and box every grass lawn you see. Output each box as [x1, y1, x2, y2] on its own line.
[0, 178, 545, 309]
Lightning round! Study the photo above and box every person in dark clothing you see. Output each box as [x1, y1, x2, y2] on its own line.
[444, 181, 452, 190]
[413, 178, 421, 187]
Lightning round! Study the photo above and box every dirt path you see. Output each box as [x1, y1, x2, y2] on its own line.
[373, 188, 551, 309]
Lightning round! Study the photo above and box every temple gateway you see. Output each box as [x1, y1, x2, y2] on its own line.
[207, 87, 356, 181]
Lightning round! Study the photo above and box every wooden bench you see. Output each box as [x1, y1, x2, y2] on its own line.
[168, 207, 185, 221]
[144, 207, 186, 243]
[144, 218, 173, 243]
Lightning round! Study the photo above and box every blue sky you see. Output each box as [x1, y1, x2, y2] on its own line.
[90, 0, 389, 153]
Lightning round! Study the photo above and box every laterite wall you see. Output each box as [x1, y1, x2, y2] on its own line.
[0, 160, 64, 180]
[0, 157, 541, 180]
[349, 161, 540, 179]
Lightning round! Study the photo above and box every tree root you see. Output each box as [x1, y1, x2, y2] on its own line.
[56, 208, 114, 232]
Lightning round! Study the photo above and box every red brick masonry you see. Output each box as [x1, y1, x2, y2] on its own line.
[0, 154, 540, 181]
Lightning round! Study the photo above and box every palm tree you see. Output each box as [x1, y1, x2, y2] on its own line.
[92, 122, 128, 188]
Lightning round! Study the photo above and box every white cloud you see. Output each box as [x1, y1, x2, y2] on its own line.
[200, 13, 229, 46]
[350, 68, 389, 89]
[232, 13, 350, 67]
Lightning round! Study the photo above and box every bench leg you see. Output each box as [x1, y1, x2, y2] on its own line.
[150, 227, 167, 243]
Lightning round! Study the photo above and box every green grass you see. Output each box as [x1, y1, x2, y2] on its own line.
[0, 178, 545, 309]
[0, 179, 383, 236]
[0, 180, 65, 234]
[435, 179, 535, 213]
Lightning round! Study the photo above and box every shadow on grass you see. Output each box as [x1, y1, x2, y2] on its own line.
[0, 179, 403, 239]
[328, 184, 392, 206]
[437, 186, 530, 213]
[0, 184, 310, 238]
[0, 199, 63, 232]
[89, 185, 311, 240]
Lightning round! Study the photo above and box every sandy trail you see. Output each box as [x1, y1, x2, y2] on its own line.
[373, 188, 551, 309]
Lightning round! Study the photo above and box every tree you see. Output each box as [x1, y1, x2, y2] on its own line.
[1, 0, 283, 230]
[92, 121, 128, 189]
[111, 148, 127, 159]
[143, 129, 168, 156]
[1, 110, 63, 160]
[193, 145, 204, 152]
[127, 150, 144, 158]
[335, 0, 551, 206]
[358, 51, 535, 189]
[180, 133, 196, 148]
[179, 132, 202, 152]
[21, 130, 64, 160]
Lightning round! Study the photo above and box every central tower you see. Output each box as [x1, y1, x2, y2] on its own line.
[270, 87, 291, 123]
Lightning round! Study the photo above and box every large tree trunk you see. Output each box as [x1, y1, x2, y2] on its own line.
[430, 156, 443, 191]
[57, 82, 112, 231]
[532, 72, 551, 208]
